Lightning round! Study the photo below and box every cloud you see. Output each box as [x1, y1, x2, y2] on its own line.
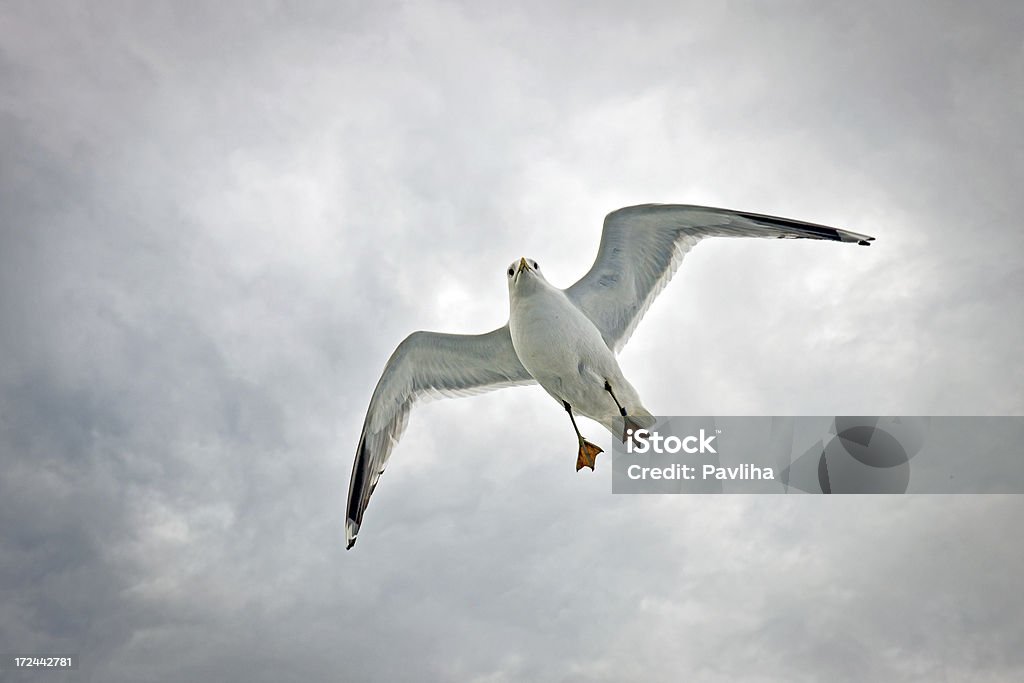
[1, 1, 1022, 681]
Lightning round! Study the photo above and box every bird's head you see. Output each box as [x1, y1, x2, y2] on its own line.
[506, 257, 546, 298]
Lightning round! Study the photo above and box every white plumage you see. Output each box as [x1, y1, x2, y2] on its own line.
[346, 204, 874, 548]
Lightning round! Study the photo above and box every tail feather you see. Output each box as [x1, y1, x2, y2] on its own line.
[609, 407, 656, 442]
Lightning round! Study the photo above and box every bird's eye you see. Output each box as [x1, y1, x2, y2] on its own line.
[534, 261, 539, 269]
[508, 267, 514, 277]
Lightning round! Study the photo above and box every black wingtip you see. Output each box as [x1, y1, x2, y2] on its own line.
[346, 538, 356, 550]
[858, 239, 873, 246]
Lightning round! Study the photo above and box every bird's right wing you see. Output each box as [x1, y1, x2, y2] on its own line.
[565, 204, 875, 353]
[346, 324, 534, 549]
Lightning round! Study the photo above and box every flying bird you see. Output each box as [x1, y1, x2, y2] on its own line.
[346, 204, 874, 548]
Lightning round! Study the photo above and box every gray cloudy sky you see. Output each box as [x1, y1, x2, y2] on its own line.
[2, 1, 1023, 681]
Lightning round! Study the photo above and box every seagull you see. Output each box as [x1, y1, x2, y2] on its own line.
[345, 204, 874, 548]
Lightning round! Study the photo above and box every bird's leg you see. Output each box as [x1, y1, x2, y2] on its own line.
[605, 380, 644, 443]
[604, 380, 627, 417]
[564, 401, 603, 472]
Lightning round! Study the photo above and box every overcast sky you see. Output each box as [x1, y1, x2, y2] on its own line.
[2, 1, 1023, 681]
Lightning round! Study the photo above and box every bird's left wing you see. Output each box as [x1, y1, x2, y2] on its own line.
[565, 204, 875, 353]
[346, 324, 534, 548]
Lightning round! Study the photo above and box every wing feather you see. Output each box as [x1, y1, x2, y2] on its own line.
[346, 324, 533, 548]
[565, 204, 874, 352]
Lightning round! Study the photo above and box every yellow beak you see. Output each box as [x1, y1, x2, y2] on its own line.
[517, 257, 531, 274]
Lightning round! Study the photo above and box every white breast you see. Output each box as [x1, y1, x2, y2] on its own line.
[509, 285, 614, 393]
